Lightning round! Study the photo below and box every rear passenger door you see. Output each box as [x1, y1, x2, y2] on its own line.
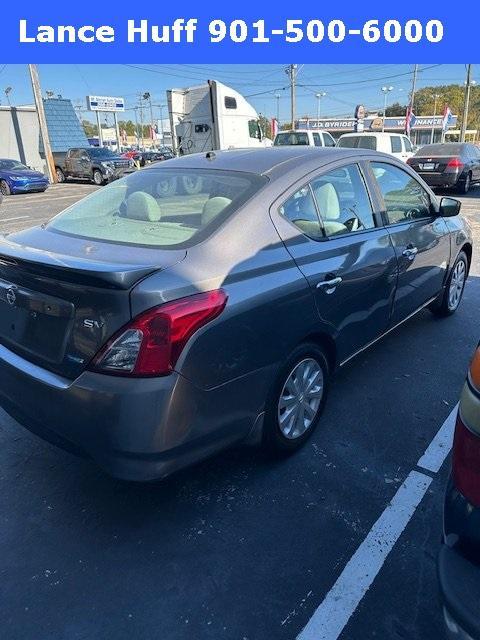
[370, 161, 450, 324]
[271, 161, 397, 363]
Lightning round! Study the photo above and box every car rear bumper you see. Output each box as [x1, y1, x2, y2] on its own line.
[415, 172, 459, 188]
[0, 343, 269, 481]
[438, 544, 480, 640]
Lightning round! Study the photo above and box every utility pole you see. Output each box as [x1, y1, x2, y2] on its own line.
[95, 111, 104, 147]
[408, 64, 419, 114]
[460, 64, 474, 142]
[28, 64, 57, 184]
[143, 92, 155, 149]
[138, 95, 145, 149]
[431, 93, 440, 144]
[286, 64, 297, 129]
[275, 93, 280, 126]
[134, 107, 139, 148]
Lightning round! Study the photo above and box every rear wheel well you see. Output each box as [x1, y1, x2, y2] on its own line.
[300, 332, 337, 373]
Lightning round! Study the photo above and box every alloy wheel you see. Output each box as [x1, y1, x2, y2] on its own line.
[277, 358, 324, 440]
[448, 259, 466, 311]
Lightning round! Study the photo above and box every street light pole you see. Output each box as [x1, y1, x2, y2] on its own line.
[431, 94, 440, 144]
[315, 92, 326, 127]
[381, 86, 394, 132]
[275, 93, 280, 125]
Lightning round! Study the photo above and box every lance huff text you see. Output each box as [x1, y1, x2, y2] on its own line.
[19, 19, 199, 43]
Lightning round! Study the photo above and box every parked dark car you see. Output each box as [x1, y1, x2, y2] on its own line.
[0, 159, 49, 196]
[131, 150, 176, 167]
[407, 142, 480, 193]
[54, 147, 133, 185]
[0, 148, 472, 481]
[439, 343, 480, 640]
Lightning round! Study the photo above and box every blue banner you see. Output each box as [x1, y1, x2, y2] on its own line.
[1, 1, 478, 62]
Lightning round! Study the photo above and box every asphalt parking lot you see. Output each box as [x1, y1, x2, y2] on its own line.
[0, 183, 479, 640]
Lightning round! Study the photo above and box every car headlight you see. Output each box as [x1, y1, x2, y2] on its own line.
[101, 162, 114, 170]
[9, 175, 25, 181]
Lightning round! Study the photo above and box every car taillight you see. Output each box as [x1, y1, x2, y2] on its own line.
[89, 289, 227, 377]
[447, 157, 464, 168]
[406, 158, 413, 165]
[452, 414, 480, 507]
[452, 347, 480, 506]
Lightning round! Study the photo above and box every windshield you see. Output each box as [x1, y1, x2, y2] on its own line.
[0, 159, 29, 171]
[88, 148, 116, 158]
[416, 143, 464, 156]
[47, 168, 267, 248]
[274, 132, 309, 146]
[337, 136, 377, 150]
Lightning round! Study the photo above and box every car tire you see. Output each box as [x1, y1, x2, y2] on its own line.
[56, 168, 65, 183]
[430, 251, 468, 317]
[458, 172, 471, 194]
[0, 180, 12, 196]
[93, 170, 104, 186]
[263, 343, 330, 453]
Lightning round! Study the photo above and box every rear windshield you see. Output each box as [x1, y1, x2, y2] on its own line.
[274, 132, 309, 146]
[415, 143, 464, 156]
[47, 168, 267, 248]
[337, 136, 377, 150]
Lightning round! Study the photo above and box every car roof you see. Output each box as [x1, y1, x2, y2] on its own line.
[339, 132, 403, 138]
[144, 147, 374, 178]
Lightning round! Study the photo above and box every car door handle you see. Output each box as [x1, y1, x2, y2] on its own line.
[402, 246, 418, 260]
[316, 276, 342, 293]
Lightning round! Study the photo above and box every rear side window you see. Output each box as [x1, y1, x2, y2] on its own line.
[313, 133, 322, 147]
[48, 169, 266, 248]
[311, 164, 375, 237]
[274, 132, 309, 146]
[279, 186, 323, 240]
[371, 162, 432, 224]
[391, 136, 402, 153]
[337, 136, 377, 151]
[403, 137, 413, 152]
[323, 132, 336, 147]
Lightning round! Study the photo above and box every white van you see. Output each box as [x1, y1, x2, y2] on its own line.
[336, 132, 414, 162]
[274, 129, 337, 148]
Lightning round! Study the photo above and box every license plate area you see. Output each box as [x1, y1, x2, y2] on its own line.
[420, 163, 435, 171]
[0, 278, 74, 363]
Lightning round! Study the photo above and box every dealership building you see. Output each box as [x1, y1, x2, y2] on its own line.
[295, 114, 467, 145]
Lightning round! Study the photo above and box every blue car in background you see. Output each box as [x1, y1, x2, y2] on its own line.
[0, 159, 49, 196]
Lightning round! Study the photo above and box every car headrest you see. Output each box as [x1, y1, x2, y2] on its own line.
[125, 191, 162, 222]
[313, 182, 340, 220]
[202, 197, 232, 225]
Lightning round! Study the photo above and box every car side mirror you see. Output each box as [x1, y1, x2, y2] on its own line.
[439, 197, 461, 217]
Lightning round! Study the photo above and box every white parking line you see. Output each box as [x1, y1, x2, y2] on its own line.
[297, 405, 458, 640]
[0, 215, 30, 222]
[417, 405, 457, 473]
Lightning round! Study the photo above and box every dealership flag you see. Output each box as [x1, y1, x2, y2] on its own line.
[442, 106, 453, 132]
[405, 107, 417, 135]
[271, 118, 279, 138]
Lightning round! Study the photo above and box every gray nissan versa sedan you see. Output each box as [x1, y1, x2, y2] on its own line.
[0, 148, 473, 481]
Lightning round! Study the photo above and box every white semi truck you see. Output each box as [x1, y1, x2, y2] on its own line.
[167, 80, 271, 156]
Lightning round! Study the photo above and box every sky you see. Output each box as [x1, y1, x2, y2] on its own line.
[0, 63, 473, 125]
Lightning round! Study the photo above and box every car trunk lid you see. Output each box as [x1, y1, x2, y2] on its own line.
[0, 228, 186, 379]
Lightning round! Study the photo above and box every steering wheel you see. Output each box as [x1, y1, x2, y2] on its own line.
[405, 208, 421, 220]
[343, 217, 360, 232]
